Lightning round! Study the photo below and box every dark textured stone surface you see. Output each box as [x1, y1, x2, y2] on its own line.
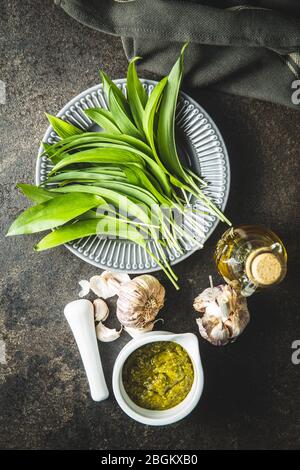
[0, 0, 299, 450]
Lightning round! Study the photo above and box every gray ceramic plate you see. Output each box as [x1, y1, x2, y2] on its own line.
[36, 79, 230, 273]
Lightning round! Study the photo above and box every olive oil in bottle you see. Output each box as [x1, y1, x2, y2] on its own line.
[214, 225, 287, 296]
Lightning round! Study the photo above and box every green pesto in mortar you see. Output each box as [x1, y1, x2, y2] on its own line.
[122, 341, 194, 410]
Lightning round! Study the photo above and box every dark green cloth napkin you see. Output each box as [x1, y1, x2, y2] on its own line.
[58, 0, 300, 109]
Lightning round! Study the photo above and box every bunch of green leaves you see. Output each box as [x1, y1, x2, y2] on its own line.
[7, 44, 230, 289]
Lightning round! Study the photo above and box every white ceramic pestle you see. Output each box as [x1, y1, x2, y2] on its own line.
[64, 299, 109, 401]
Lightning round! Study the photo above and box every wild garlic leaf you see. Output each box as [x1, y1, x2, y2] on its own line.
[47, 136, 170, 200]
[117, 142, 171, 199]
[46, 114, 84, 139]
[46, 171, 126, 184]
[122, 167, 139, 186]
[42, 132, 154, 161]
[84, 108, 121, 134]
[49, 147, 145, 174]
[35, 218, 147, 251]
[108, 87, 144, 140]
[17, 184, 56, 203]
[143, 76, 168, 155]
[42, 142, 54, 155]
[91, 180, 158, 208]
[51, 184, 153, 227]
[6, 193, 105, 236]
[142, 76, 169, 185]
[76, 166, 125, 177]
[157, 44, 188, 181]
[126, 57, 147, 133]
[124, 167, 168, 205]
[100, 70, 131, 116]
[143, 169, 164, 194]
[129, 58, 148, 107]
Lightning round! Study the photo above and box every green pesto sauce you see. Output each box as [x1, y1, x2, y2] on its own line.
[122, 341, 194, 410]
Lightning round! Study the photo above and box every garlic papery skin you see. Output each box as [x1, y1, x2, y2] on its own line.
[193, 284, 250, 346]
[90, 271, 130, 299]
[116, 275, 165, 331]
[95, 322, 122, 342]
[93, 298, 109, 323]
[78, 279, 90, 298]
[125, 322, 155, 338]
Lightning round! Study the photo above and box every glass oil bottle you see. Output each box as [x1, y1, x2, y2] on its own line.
[214, 225, 287, 296]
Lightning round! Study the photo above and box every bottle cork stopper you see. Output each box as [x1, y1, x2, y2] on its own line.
[245, 248, 283, 286]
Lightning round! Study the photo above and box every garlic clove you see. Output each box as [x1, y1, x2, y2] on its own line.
[196, 317, 226, 346]
[90, 275, 114, 299]
[105, 271, 131, 285]
[210, 325, 230, 346]
[78, 279, 90, 298]
[95, 322, 122, 342]
[93, 298, 109, 323]
[225, 307, 250, 339]
[90, 271, 130, 299]
[196, 318, 210, 343]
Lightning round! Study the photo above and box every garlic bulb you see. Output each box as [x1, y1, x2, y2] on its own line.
[116, 275, 165, 335]
[193, 284, 250, 346]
